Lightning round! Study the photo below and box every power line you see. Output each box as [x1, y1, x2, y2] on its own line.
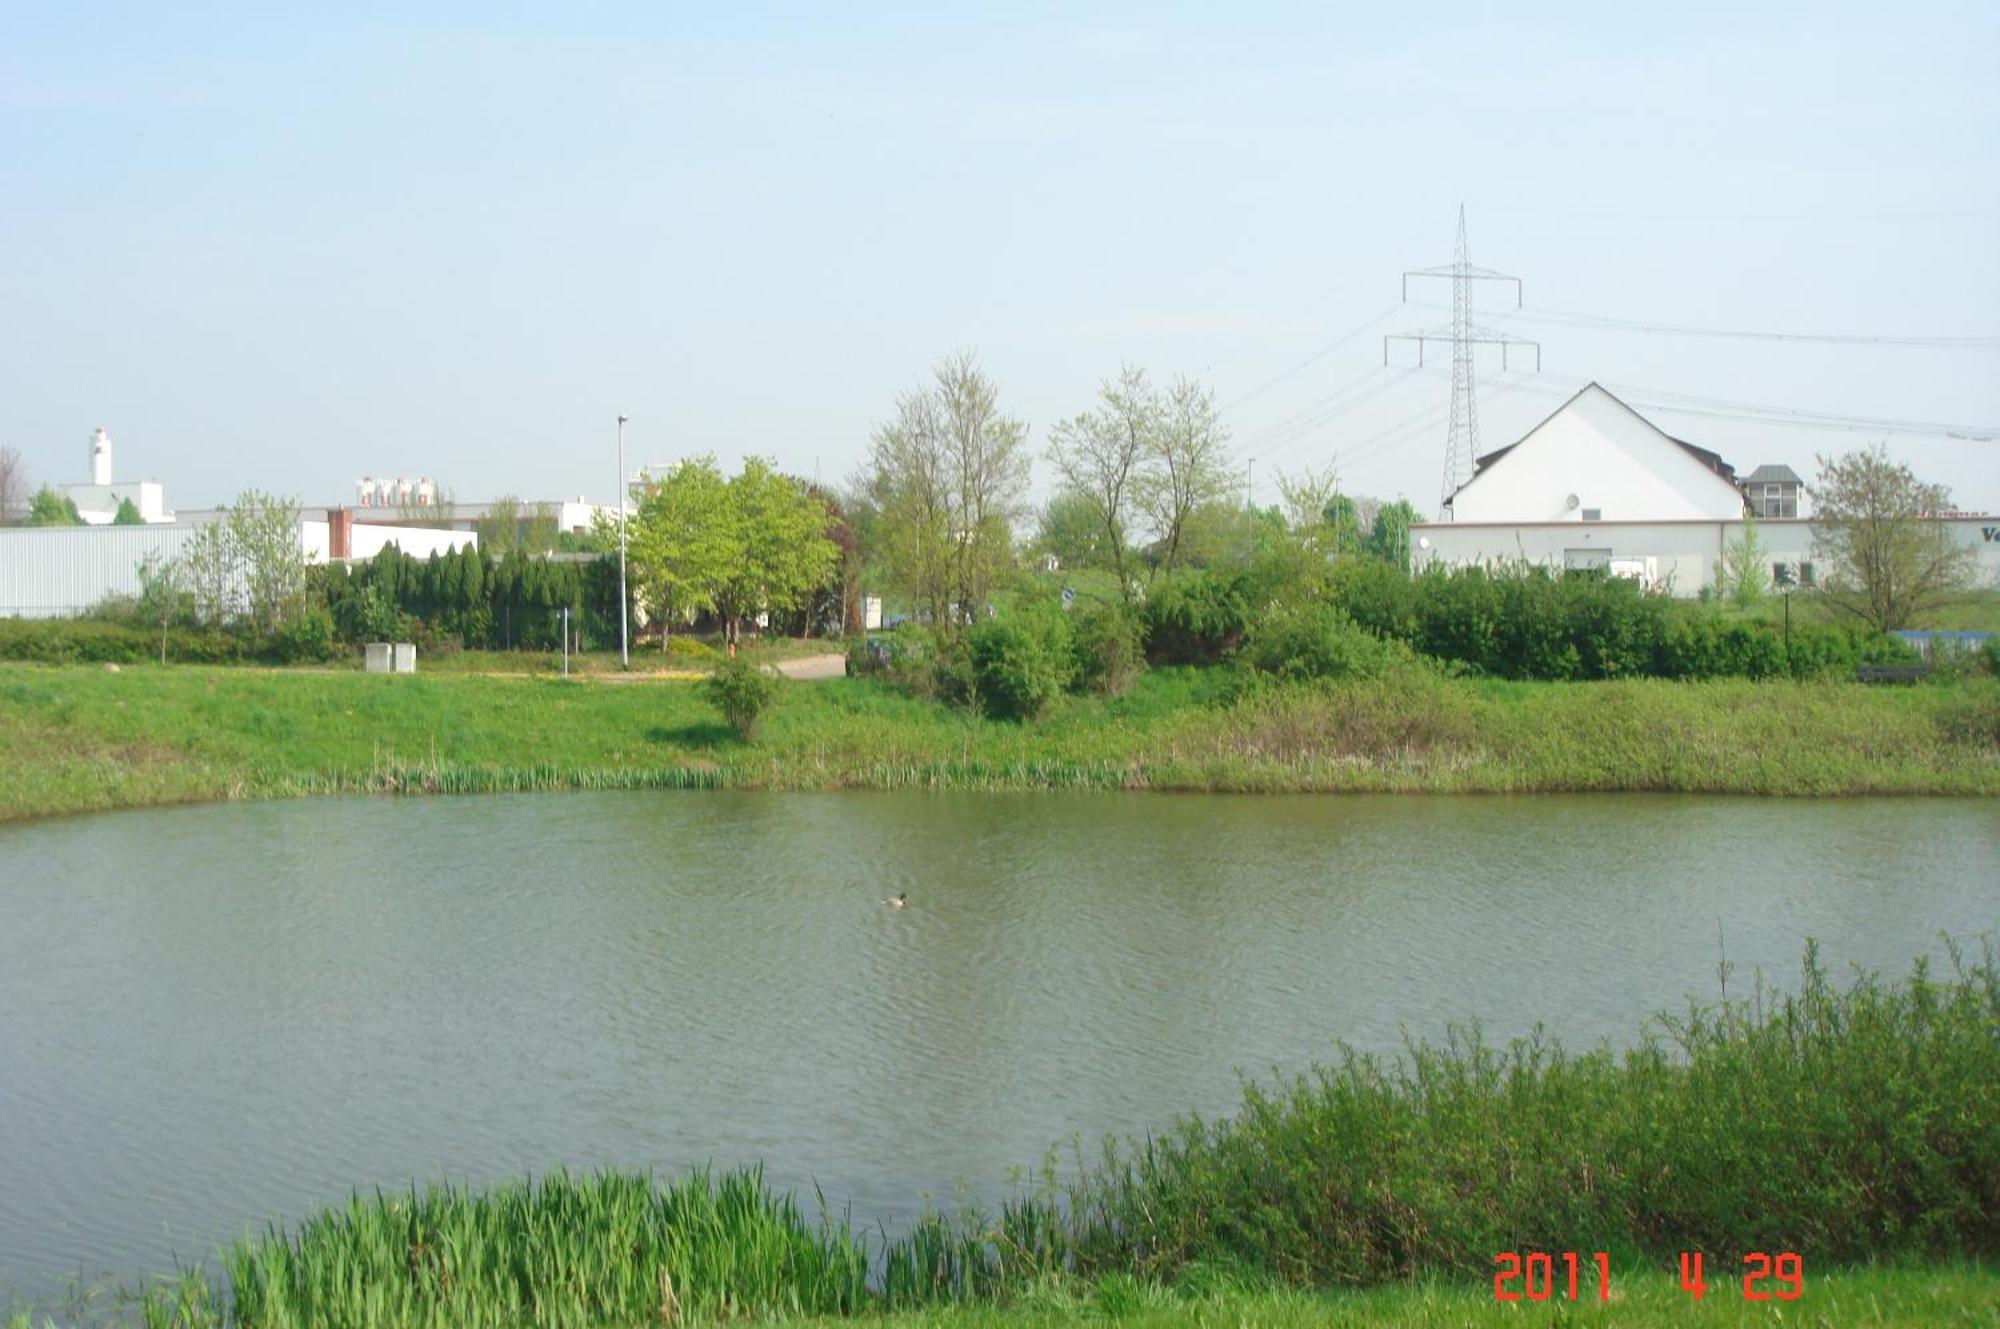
[1238, 370, 1417, 465]
[1410, 299, 2000, 349]
[1410, 364, 2000, 441]
[1218, 303, 1403, 413]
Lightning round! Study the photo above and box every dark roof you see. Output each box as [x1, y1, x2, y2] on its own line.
[1740, 464, 1803, 487]
[1470, 433, 1736, 484]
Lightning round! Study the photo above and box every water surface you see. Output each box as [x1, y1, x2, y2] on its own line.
[0, 790, 1993, 1305]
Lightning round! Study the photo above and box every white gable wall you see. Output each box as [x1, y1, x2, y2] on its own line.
[1449, 384, 1747, 523]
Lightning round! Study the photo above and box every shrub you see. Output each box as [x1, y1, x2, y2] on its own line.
[1070, 604, 1146, 697]
[967, 605, 1074, 721]
[268, 605, 342, 664]
[1141, 571, 1253, 665]
[0, 617, 250, 665]
[665, 636, 720, 661]
[1240, 603, 1406, 683]
[1329, 557, 1418, 641]
[699, 656, 778, 741]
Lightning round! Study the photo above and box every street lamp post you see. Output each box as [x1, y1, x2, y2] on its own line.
[617, 414, 630, 668]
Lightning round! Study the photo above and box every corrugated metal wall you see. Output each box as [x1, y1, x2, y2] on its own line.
[0, 520, 484, 618]
[0, 525, 205, 618]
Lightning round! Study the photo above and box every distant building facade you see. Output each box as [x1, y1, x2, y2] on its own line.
[0, 515, 475, 619]
[62, 427, 174, 525]
[1412, 383, 1999, 596]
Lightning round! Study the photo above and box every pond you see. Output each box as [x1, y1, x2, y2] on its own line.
[0, 791, 1993, 1307]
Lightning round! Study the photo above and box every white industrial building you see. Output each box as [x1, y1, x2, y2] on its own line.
[61, 427, 174, 525]
[0, 512, 474, 619]
[1412, 383, 2000, 595]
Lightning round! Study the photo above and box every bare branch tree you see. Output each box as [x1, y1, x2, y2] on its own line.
[867, 352, 1028, 626]
[0, 447, 26, 525]
[1136, 376, 1232, 578]
[1046, 365, 1154, 603]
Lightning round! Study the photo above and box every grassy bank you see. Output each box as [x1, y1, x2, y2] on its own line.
[2, 662, 1996, 821]
[50, 946, 1996, 1327]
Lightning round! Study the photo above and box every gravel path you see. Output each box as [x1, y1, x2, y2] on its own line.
[772, 652, 848, 680]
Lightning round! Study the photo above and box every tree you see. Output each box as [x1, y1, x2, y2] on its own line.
[227, 491, 310, 636]
[181, 519, 239, 626]
[1811, 446, 1977, 632]
[1718, 514, 1768, 610]
[1367, 500, 1419, 571]
[112, 497, 144, 525]
[1035, 490, 1111, 571]
[23, 486, 81, 526]
[0, 447, 26, 525]
[1276, 463, 1341, 538]
[865, 352, 1030, 627]
[628, 456, 733, 647]
[714, 459, 839, 647]
[477, 495, 524, 558]
[1133, 376, 1232, 578]
[135, 551, 185, 664]
[1046, 366, 1153, 601]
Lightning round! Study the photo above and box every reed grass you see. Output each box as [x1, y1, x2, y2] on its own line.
[110, 944, 1999, 1328]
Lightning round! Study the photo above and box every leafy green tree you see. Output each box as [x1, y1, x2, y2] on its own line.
[1719, 514, 1768, 610]
[1812, 446, 1978, 632]
[715, 459, 838, 647]
[23, 486, 81, 526]
[1034, 490, 1112, 571]
[112, 497, 144, 525]
[1367, 500, 1418, 571]
[628, 456, 733, 647]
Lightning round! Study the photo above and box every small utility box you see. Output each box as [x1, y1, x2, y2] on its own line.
[392, 642, 418, 673]
[364, 642, 393, 673]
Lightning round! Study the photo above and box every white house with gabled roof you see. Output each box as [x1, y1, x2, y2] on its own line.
[1411, 382, 2000, 596]
[1444, 382, 1747, 524]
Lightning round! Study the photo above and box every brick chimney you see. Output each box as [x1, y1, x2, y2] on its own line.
[328, 507, 354, 560]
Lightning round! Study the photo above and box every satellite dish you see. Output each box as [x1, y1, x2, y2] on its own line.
[1417, 537, 1431, 551]
[1565, 493, 1580, 511]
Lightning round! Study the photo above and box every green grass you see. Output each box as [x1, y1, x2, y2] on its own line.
[1, 662, 1995, 821]
[9, 1266, 1991, 1328]
[7, 946, 1984, 1327]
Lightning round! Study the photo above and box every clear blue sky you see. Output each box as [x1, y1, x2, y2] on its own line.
[3, 2, 1996, 514]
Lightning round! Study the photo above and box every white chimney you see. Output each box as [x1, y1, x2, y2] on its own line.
[90, 427, 112, 486]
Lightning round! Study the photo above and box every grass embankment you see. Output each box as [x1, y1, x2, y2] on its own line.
[83, 947, 2000, 1326]
[2, 663, 1996, 820]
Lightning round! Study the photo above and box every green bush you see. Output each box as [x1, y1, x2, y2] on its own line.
[1070, 603, 1146, 697]
[699, 656, 778, 741]
[967, 606, 1074, 721]
[665, 636, 720, 661]
[1329, 557, 1418, 641]
[269, 606, 342, 664]
[1240, 603, 1406, 683]
[0, 617, 250, 665]
[1141, 571, 1253, 665]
